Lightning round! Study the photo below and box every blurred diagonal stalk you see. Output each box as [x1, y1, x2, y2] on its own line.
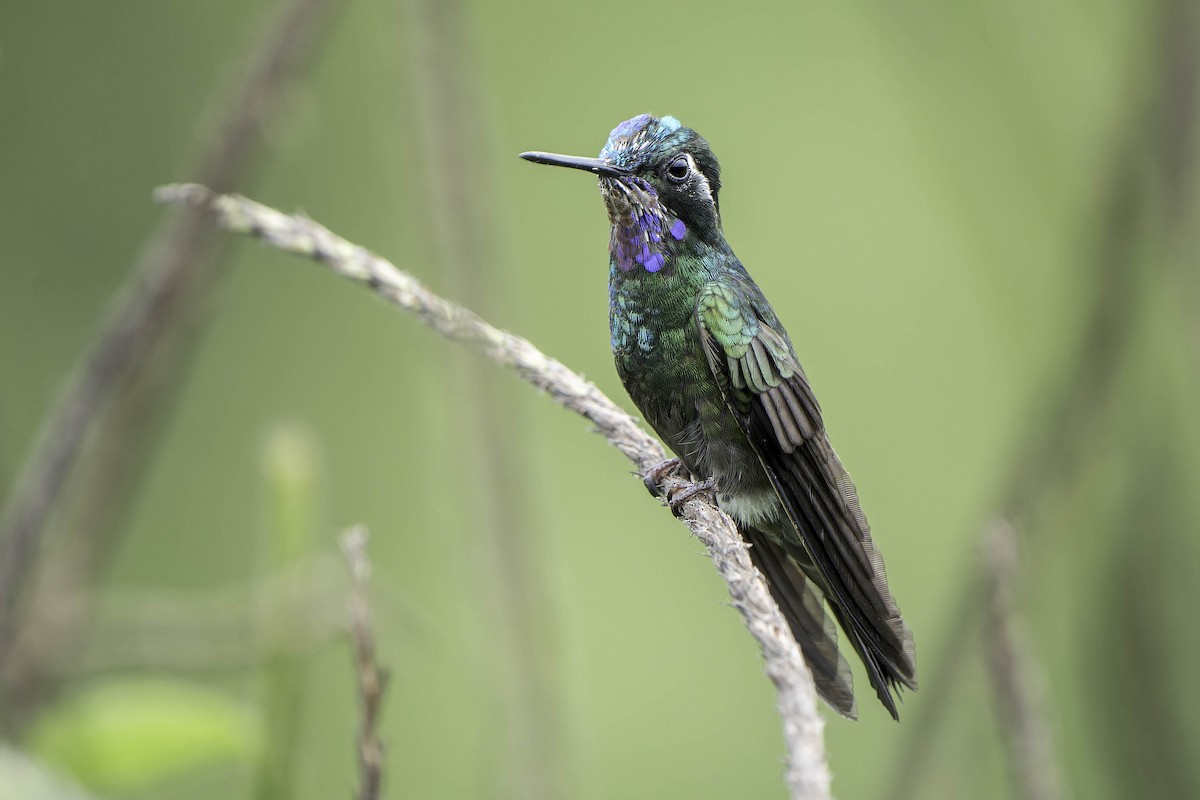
[400, 2, 567, 798]
[0, 0, 344, 725]
[888, 0, 1199, 796]
[153, 183, 836, 800]
[1162, 0, 1200, 340]
[982, 521, 1061, 800]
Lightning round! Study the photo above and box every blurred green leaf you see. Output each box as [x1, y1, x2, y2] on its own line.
[29, 678, 261, 795]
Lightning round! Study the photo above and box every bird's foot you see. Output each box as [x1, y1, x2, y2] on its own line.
[666, 477, 717, 517]
[642, 457, 685, 498]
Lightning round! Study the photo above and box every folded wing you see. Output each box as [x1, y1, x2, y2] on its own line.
[696, 276, 916, 719]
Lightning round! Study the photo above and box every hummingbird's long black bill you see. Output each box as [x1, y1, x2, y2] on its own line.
[519, 151, 630, 177]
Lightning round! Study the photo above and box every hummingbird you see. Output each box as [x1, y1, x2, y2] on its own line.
[520, 114, 916, 720]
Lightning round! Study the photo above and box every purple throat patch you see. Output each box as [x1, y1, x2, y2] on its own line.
[605, 177, 687, 273]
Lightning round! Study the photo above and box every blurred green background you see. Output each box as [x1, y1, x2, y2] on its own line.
[1, 0, 1198, 798]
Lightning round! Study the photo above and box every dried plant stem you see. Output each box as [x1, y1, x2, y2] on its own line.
[155, 183, 834, 800]
[340, 526, 387, 800]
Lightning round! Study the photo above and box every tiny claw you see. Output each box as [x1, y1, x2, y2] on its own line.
[642, 457, 685, 497]
[666, 478, 716, 516]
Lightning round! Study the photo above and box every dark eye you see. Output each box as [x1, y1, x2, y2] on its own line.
[666, 155, 690, 182]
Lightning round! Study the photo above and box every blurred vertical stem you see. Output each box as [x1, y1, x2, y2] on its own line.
[1089, 0, 1200, 797]
[888, 0, 1199, 796]
[340, 526, 387, 800]
[254, 424, 322, 800]
[1091, 382, 1200, 800]
[0, 0, 345, 729]
[400, 2, 565, 798]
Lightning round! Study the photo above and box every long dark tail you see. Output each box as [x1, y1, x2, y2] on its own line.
[743, 526, 857, 719]
[761, 433, 918, 720]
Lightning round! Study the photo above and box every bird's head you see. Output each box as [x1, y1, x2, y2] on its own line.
[521, 114, 723, 273]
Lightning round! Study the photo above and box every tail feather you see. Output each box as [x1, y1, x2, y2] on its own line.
[761, 435, 917, 720]
[743, 526, 857, 719]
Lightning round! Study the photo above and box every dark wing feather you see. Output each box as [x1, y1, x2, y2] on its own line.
[697, 278, 916, 719]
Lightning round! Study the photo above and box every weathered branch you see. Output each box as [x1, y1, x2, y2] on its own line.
[154, 183, 834, 800]
[340, 526, 386, 800]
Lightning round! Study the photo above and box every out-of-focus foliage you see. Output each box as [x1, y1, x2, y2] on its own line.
[0, 746, 98, 800]
[0, 0, 1197, 799]
[29, 679, 260, 794]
